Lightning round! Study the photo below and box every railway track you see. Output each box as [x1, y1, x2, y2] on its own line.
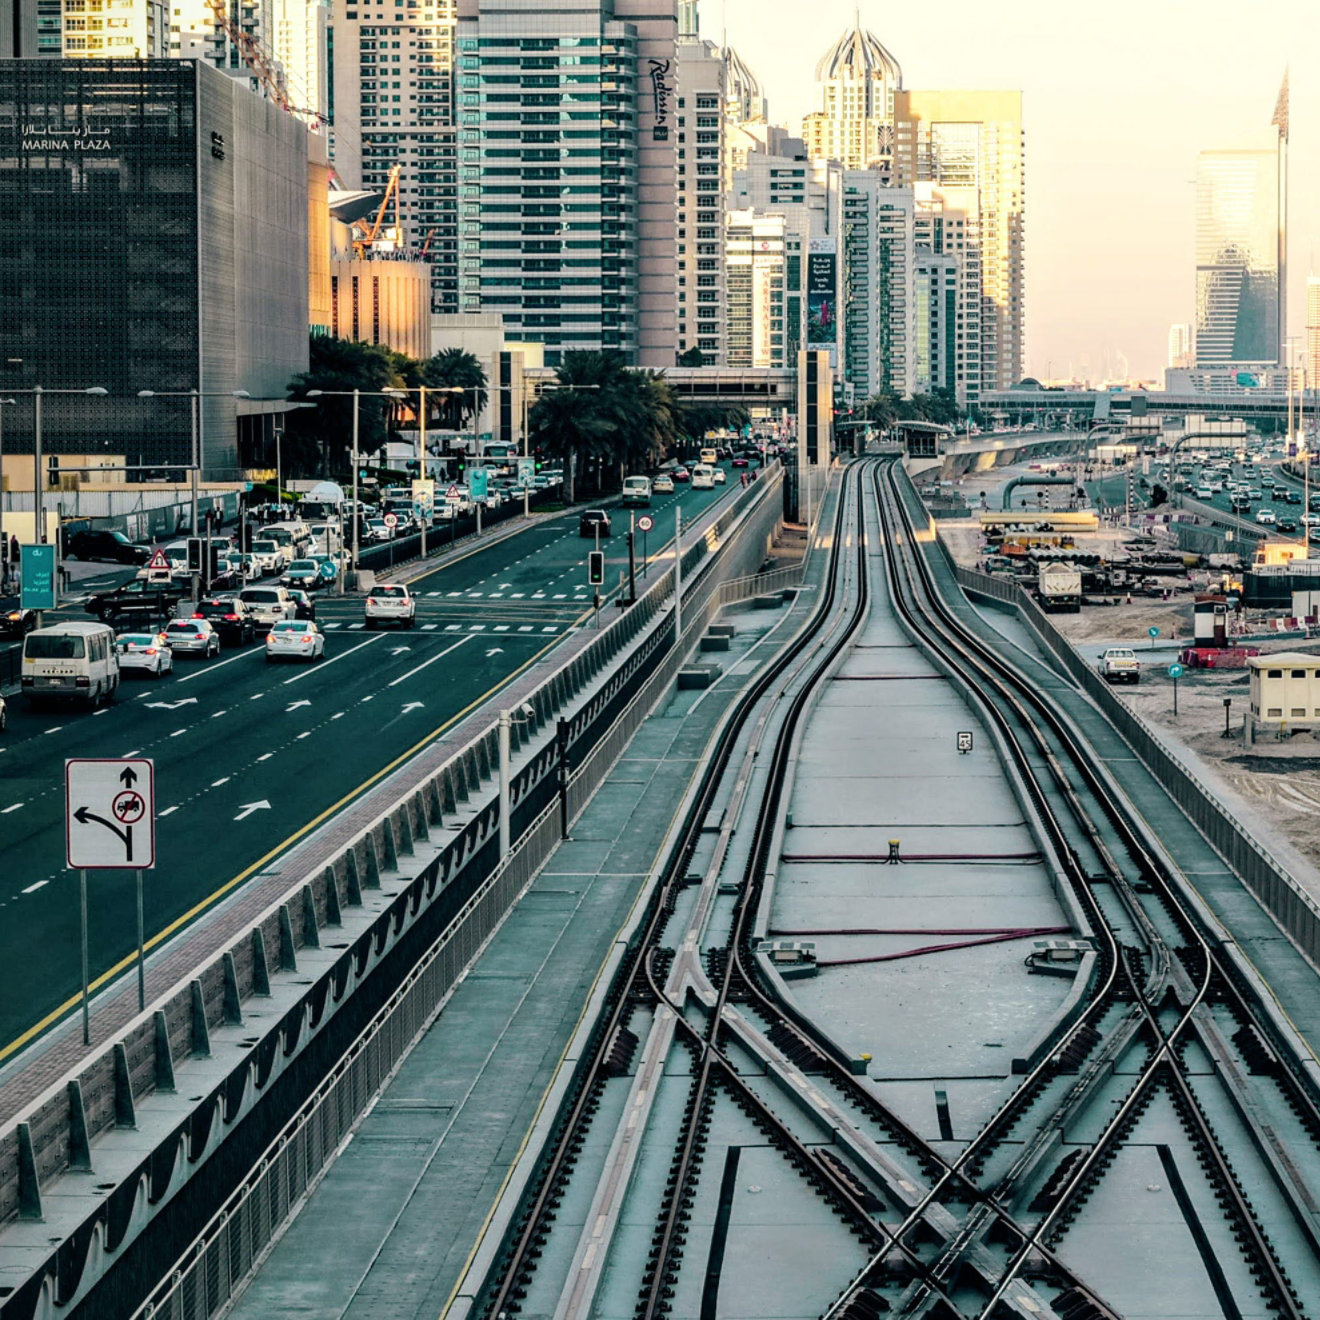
[465, 458, 1320, 1320]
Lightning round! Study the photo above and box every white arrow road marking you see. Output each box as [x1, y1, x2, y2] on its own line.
[401, 701, 425, 713]
[286, 699, 311, 712]
[486, 648, 504, 656]
[387, 634, 476, 687]
[283, 632, 384, 686]
[145, 697, 198, 710]
[390, 646, 412, 655]
[234, 800, 271, 821]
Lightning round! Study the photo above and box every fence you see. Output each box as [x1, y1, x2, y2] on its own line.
[889, 455, 1320, 972]
[122, 472, 787, 1320]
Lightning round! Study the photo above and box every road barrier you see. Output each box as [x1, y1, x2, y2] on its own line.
[0, 470, 786, 1320]
[889, 463, 1320, 974]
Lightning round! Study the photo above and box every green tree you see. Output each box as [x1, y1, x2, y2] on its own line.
[286, 336, 407, 477]
[421, 347, 488, 432]
[676, 347, 706, 367]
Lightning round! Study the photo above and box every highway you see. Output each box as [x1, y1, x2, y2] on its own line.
[0, 480, 738, 1061]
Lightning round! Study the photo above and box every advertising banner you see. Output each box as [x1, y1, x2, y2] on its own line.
[21, 543, 56, 610]
[411, 477, 435, 518]
[806, 241, 837, 352]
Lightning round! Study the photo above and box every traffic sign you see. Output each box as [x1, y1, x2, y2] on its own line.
[383, 512, 399, 529]
[956, 731, 974, 754]
[469, 467, 489, 501]
[446, 483, 463, 503]
[518, 457, 536, 484]
[1167, 663, 1184, 679]
[636, 514, 655, 533]
[1148, 626, 1160, 638]
[65, 758, 156, 869]
[20, 544, 56, 610]
[147, 549, 171, 572]
[319, 559, 337, 580]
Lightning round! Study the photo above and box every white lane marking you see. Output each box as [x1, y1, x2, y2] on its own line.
[469, 624, 486, 632]
[44, 727, 63, 735]
[362, 694, 374, 702]
[159, 805, 179, 817]
[211, 709, 227, 719]
[171, 728, 188, 737]
[511, 592, 525, 598]
[331, 711, 345, 720]
[123, 750, 140, 757]
[2, 803, 23, 813]
[177, 646, 262, 683]
[93, 709, 109, 717]
[494, 625, 509, 632]
[444, 624, 461, 632]
[282, 633, 384, 686]
[490, 593, 504, 598]
[212, 777, 230, 787]
[446, 591, 462, 597]
[426, 591, 441, 597]
[468, 592, 483, 598]
[542, 626, 557, 633]
[249, 693, 264, 700]
[422, 624, 438, 631]
[553, 593, 566, 599]
[257, 753, 274, 761]
[21, 881, 47, 894]
[387, 634, 476, 687]
[323, 621, 342, 629]
[518, 626, 533, 632]
[297, 731, 311, 740]
[348, 622, 365, 630]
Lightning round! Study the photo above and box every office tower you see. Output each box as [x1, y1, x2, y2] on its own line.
[1307, 275, 1320, 388]
[1, 0, 38, 55]
[57, 0, 167, 56]
[456, 0, 677, 367]
[1168, 322, 1193, 369]
[725, 210, 800, 368]
[841, 173, 914, 400]
[914, 248, 956, 394]
[913, 184, 980, 404]
[1193, 146, 1280, 371]
[170, 0, 282, 91]
[801, 17, 901, 174]
[676, 37, 727, 362]
[894, 89, 1024, 393]
[331, 0, 458, 313]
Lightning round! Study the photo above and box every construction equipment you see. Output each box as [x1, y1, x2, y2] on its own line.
[352, 165, 403, 256]
[202, 0, 328, 127]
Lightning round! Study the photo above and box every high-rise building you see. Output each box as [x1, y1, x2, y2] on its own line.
[675, 37, 727, 363]
[1193, 146, 1280, 371]
[57, 0, 168, 57]
[330, 0, 458, 314]
[801, 19, 901, 175]
[725, 209, 800, 368]
[455, 0, 677, 366]
[914, 248, 956, 396]
[913, 184, 980, 404]
[1307, 275, 1320, 388]
[1168, 322, 1193, 369]
[894, 89, 1024, 393]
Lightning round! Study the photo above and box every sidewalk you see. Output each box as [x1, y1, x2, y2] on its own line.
[224, 596, 813, 1320]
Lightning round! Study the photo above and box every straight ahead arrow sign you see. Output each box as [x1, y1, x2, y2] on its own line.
[234, 801, 271, 821]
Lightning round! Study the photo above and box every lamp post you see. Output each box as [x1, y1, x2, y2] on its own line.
[139, 388, 250, 605]
[0, 398, 14, 591]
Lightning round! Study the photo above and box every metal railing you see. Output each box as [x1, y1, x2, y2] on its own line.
[716, 561, 807, 605]
[128, 472, 787, 1320]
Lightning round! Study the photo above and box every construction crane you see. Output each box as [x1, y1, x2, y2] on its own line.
[421, 229, 437, 258]
[352, 165, 403, 256]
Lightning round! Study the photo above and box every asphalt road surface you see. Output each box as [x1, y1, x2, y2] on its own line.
[0, 479, 739, 1061]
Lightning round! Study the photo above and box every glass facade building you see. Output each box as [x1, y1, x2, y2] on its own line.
[1194, 147, 1280, 369]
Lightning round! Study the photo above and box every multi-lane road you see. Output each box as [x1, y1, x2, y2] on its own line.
[0, 480, 738, 1062]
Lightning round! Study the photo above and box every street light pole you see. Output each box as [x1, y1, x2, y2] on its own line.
[352, 388, 360, 584]
[418, 384, 427, 559]
[0, 398, 11, 592]
[190, 389, 200, 607]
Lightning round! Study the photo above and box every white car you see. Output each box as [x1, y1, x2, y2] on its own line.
[654, 474, 675, 494]
[365, 584, 416, 630]
[713, 467, 727, 485]
[1256, 508, 1276, 525]
[163, 618, 220, 657]
[1097, 647, 1140, 685]
[249, 539, 286, 574]
[116, 631, 174, 678]
[266, 619, 325, 663]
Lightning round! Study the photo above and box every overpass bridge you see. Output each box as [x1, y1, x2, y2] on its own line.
[983, 387, 1318, 427]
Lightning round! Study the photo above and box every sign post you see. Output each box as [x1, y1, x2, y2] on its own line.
[21, 542, 56, 627]
[636, 513, 654, 577]
[1168, 662, 1184, 716]
[1148, 625, 1160, 651]
[66, 758, 157, 1038]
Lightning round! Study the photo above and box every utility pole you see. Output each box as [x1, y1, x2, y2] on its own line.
[673, 505, 682, 645]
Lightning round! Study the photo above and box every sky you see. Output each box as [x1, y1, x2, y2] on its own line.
[719, 0, 1320, 384]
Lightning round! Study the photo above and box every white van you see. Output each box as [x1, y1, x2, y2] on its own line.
[690, 464, 715, 490]
[21, 621, 120, 705]
[621, 476, 652, 507]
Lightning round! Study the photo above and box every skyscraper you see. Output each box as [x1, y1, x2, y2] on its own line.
[801, 18, 901, 175]
[1193, 147, 1280, 371]
[1168, 322, 1193, 369]
[1306, 274, 1320, 388]
[894, 89, 1024, 392]
[455, 0, 677, 366]
[331, 0, 459, 314]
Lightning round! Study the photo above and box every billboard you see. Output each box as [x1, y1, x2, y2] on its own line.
[806, 241, 837, 353]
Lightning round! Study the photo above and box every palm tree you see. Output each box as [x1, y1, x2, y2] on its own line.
[423, 348, 488, 433]
[529, 387, 613, 503]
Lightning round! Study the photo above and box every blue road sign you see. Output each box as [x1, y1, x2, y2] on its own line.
[1167, 663, 1184, 679]
[469, 467, 488, 501]
[1147, 626, 1160, 638]
[21, 544, 56, 610]
[319, 559, 337, 581]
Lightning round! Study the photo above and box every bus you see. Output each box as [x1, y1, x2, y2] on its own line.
[699, 446, 718, 467]
[622, 475, 652, 507]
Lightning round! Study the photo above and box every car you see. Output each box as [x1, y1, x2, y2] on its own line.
[1255, 508, 1276, 525]
[365, 583, 416, 629]
[237, 585, 296, 626]
[366, 518, 395, 542]
[1195, 487, 1213, 499]
[672, 466, 691, 481]
[282, 559, 326, 591]
[731, 455, 749, 468]
[579, 509, 612, 538]
[249, 539, 286, 574]
[0, 596, 36, 638]
[87, 578, 185, 625]
[115, 631, 174, 678]
[66, 529, 152, 565]
[282, 588, 316, 621]
[653, 474, 675, 494]
[236, 553, 262, 581]
[1097, 647, 1140, 685]
[162, 618, 220, 657]
[712, 467, 727, 485]
[194, 597, 256, 645]
[266, 619, 325, 663]
[208, 558, 244, 593]
[1287, 490, 1302, 504]
[1279, 518, 1299, 533]
[1302, 513, 1320, 528]
[0, 692, 5, 731]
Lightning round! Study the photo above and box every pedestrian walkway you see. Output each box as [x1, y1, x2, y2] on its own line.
[225, 594, 817, 1320]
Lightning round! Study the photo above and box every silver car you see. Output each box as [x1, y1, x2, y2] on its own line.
[116, 631, 174, 678]
[162, 619, 220, 657]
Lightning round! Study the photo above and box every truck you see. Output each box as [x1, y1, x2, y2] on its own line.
[1037, 561, 1082, 612]
[1096, 647, 1141, 684]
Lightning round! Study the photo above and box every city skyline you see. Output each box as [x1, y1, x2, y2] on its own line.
[724, 0, 1319, 384]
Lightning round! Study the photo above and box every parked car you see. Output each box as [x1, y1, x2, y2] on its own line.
[194, 597, 256, 645]
[66, 529, 152, 565]
[1096, 647, 1140, 684]
[365, 584, 416, 629]
[265, 619, 325, 663]
[0, 596, 36, 638]
[653, 474, 675, 494]
[116, 631, 174, 678]
[282, 588, 316, 621]
[579, 509, 612, 538]
[163, 618, 220, 657]
[87, 578, 185, 625]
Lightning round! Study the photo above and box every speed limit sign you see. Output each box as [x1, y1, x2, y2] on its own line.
[636, 514, 655, 533]
[383, 512, 399, 529]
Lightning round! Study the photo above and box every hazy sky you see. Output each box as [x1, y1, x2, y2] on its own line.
[720, 0, 1319, 384]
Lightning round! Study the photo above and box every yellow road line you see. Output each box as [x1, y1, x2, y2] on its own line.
[0, 635, 564, 1067]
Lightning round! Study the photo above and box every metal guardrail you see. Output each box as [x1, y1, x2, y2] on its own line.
[893, 458, 1320, 972]
[717, 562, 806, 605]
[123, 472, 787, 1320]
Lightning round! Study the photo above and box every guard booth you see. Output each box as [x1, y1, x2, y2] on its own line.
[1247, 653, 1320, 743]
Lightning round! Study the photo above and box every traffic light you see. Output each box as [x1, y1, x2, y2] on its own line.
[587, 551, 604, 586]
[187, 537, 203, 572]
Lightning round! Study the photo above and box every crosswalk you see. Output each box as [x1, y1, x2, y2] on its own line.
[428, 590, 589, 602]
[320, 620, 572, 635]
